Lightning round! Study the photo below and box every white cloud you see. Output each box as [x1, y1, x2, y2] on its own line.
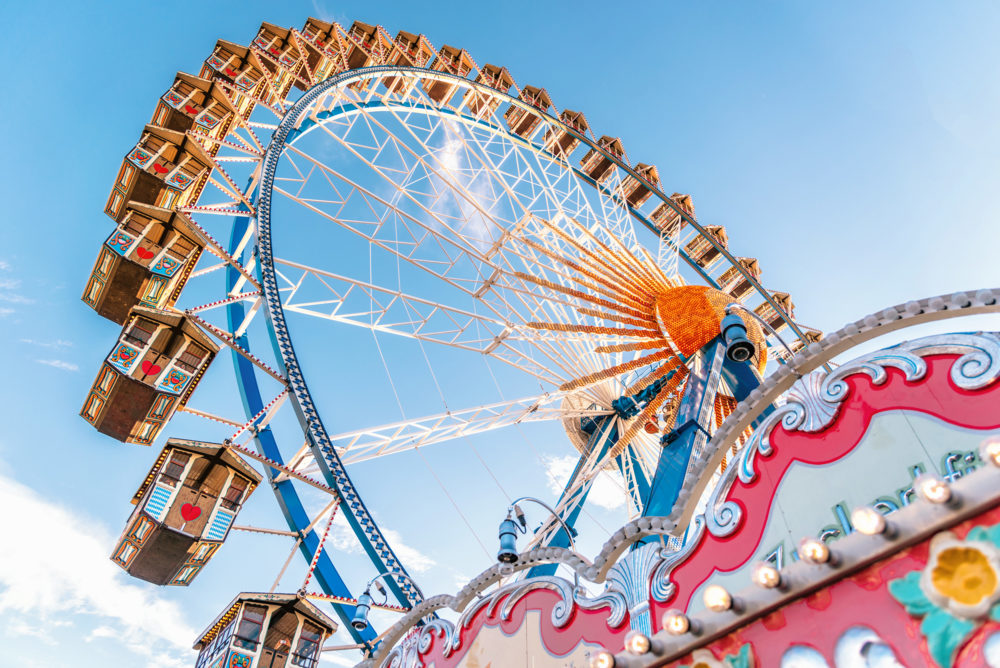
[0, 308, 13, 317]
[35, 359, 79, 372]
[327, 512, 364, 554]
[542, 454, 627, 511]
[0, 275, 31, 310]
[381, 527, 436, 573]
[6, 619, 55, 644]
[324, 513, 436, 573]
[0, 260, 10, 271]
[0, 470, 197, 664]
[21, 339, 74, 350]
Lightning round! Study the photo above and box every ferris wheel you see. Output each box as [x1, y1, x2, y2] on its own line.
[78, 17, 821, 659]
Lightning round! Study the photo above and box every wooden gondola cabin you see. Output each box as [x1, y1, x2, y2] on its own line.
[504, 85, 553, 139]
[383, 31, 435, 94]
[194, 593, 337, 668]
[649, 193, 694, 238]
[152, 72, 238, 143]
[252, 22, 307, 92]
[199, 39, 267, 112]
[105, 125, 211, 222]
[343, 21, 389, 69]
[621, 163, 661, 208]
[543, 109, 589, 158]
[684, 224, 729, 271]
[580, 135, 626, 184]
[112, 439, 261, 586]
[299, 18, 349, 83]
[81, 306, 219, 445]
[718, 257, 762, 302]
[424, 44, 476, 104]
[83, 203, 204, 324]
[753, 291, 795, 333]
[463, 63, 513, 118]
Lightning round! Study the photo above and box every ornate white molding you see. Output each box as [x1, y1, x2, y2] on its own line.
[377, 576, 626, 667]
[704, 332, 1000, 539]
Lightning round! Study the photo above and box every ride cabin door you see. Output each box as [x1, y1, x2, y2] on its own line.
[259, 608, 297, 668]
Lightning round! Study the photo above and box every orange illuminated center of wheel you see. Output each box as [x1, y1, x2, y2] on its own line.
[656, 285, 766, 372]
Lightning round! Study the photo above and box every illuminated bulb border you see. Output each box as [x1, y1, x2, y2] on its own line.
[915, 473, 952, 504]
[799, 537, 831, 564]
[851, 505, 889, 536]
[751, 561, 782, 589]
[624, 630, 652, 655]
[702, 584, 733, 612]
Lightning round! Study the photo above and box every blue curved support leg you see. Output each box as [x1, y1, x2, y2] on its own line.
[226, 209, 376, 645]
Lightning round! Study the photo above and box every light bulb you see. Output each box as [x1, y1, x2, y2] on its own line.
[590, 650, 615, 668]
[752, 562, 781, 589]
[662, 609, 690, 635]
[981, 436, 1000, 467]
[915, 473, 951, 504]
[799, 537, 831, 564]
[851, 506, 887, 535]
[703, 584, 732, 612]
[624, 630, 651, 655]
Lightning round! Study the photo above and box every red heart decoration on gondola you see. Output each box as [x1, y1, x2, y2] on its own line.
[181, 503, 201, 521]
[135, 247, 155, 260]
[141, 360, 161, 376]
[152, 163, 169, 175]
[224, 67, 238, 77]
[184, 104, 199, 114]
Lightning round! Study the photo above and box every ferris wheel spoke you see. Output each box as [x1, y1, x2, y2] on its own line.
[370, 94, 538, 246]
[275, 145, 498, 292]
[271, 256, 509, 344]
[289, 392, 609, 468]
[307, 100, 508, 256]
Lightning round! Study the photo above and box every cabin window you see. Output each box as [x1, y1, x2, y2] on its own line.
[234, 604, 267, 650]
[122, 213, 150, 237]
[221, 477, 248, 511]
[175, 344, 208, 373]
[166, 234, 198, 261]
[160, 451, 190, 487]
[292, 622, 323, 667]
[124, 318, 158, 347]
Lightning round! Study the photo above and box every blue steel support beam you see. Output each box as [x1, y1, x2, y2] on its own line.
[641, 336, 771, 520]
[226, 209, 376, 645]
[527, 416, 619, 577]
[642, 339, 727, 518]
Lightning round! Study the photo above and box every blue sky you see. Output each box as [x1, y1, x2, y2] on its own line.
[1, 1, 999, 666]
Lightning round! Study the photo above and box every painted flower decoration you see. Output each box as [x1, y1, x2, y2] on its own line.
[889, 524, 1000, 667]
[923, 539, 1000, 618]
